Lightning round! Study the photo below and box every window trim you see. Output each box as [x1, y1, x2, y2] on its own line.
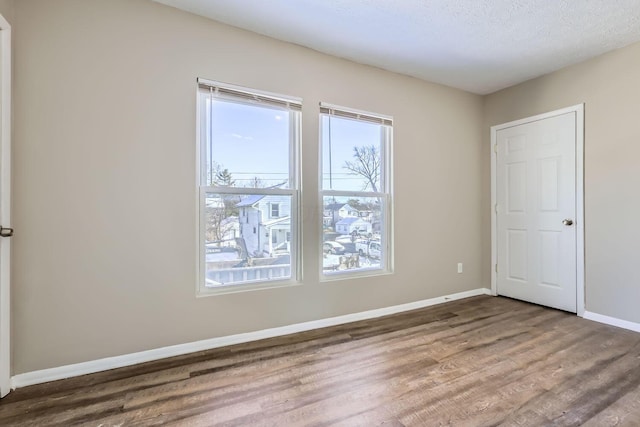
[319, 104, 394, 281]
[196, 80, 302, 296]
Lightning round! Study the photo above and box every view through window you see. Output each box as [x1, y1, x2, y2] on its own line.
[198, 81, 300, 291]
[320, 105, 393, 277]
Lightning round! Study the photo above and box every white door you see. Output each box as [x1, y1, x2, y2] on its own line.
[495, 111, 578, 312]
[0, 15, 11, 398]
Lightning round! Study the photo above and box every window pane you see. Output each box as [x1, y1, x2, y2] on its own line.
[205, 192, 292, 287]
[205, 98, 292, 188]
[322, 196, 385, 274]
[322, 115, 384, 192]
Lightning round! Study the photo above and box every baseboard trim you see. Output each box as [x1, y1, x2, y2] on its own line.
[11, 287, 492, 389]
[583, 311, 640, 333]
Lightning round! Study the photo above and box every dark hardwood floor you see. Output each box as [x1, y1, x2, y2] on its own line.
[2, 295, 640, 426]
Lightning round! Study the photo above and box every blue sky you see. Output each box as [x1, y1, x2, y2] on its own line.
[207, 99, 290, 187]
[206, 99, 382, 192]
[320, 115, 382, 191]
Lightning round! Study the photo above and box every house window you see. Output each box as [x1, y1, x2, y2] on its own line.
[320, 103, 393, 278]
[198, 79, 301, 293]
[271, 203, 280, 218]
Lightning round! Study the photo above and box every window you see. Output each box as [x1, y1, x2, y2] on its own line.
[270, 203, 280, 218]
[198, 79, 301, 293]
[320, 103, 393, 278]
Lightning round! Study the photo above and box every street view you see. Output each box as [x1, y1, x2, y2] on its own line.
[203, 97, 388, 287]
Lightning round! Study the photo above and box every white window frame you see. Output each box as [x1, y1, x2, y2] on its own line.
[319, 102, 394, 281]
[196, 79, 302, 295]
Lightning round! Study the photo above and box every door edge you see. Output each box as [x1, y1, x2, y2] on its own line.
[0, 12, 11, 398]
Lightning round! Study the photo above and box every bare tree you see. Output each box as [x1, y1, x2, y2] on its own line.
[205, 205, 236, 243]
[247, 176, 266, 188]
[343, 145, 380, 192]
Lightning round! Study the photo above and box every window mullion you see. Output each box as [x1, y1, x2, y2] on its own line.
[321, 190, 385, 199]
[202, 186, 296, 196]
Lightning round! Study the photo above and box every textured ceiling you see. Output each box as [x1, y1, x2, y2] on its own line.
[153, 0, 640, 94]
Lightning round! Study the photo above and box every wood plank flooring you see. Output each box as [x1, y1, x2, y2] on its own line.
[2, 295, 640, 426]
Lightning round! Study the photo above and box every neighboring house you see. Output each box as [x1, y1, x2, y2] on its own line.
[359, 208, 383, 232]
[218, 216, 239, 246]
[237, 194, 291, 257]
[335, 217, 372, 235]
[324, 203, 359, 228]
[358, 209, 374, 222]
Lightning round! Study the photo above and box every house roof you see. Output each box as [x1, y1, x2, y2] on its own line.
[325, 203, 344, 211]
[237, 183, 287, 207]
[236, 194, 265, 207]
[325, 203, 358, 212]
[335, 217, 365, 226]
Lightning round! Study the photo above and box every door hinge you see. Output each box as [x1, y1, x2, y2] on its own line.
[494, 203, 498, 214]
[493, 144, 498, 154]
[495, 264, 498, 273]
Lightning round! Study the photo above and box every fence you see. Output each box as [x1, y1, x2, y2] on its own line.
[205, 264, 291, 286]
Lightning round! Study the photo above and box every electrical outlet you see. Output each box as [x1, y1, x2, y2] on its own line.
[457, 263, 463, 273]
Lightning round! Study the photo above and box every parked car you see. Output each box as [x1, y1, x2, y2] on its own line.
[355, 240, 381, 258]
[323, 241, 346, 255]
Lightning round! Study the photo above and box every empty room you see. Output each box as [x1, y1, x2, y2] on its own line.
[0, 0, 639, 425]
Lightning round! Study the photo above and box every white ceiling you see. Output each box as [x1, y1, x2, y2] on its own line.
[154, 0, 640, 94]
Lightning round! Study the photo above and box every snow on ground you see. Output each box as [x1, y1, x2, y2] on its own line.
[206, 252, 242, 263]
[323, 254, 380, 271]
[207, 250, 380, 271]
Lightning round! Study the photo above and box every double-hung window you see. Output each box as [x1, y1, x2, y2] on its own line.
[197, 79, 301, 293]
[320, 103, 393, 278]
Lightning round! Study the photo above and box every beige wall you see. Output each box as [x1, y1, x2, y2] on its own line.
[10, 0, 640, 377]
[0, 0, 13, 24]
[484, 42, 640, 324]
[11, 0, 484, 373]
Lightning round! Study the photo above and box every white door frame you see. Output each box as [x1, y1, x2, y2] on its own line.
[490, 104, 585, 317]
[0, 12, 11, 398]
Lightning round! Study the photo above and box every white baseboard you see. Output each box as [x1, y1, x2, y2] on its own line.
[583, 311, 640, 333]
[11, 288, 492, 389]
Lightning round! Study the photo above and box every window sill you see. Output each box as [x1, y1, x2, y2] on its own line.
[320, 267, 394, 283]
[197, 279, 301, 297]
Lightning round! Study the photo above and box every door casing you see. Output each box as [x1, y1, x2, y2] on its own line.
[490, 104, 585, 317]
[0, 12, 11, 398]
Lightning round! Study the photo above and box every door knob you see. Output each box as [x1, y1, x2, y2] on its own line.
[562, 219, 574, 226]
